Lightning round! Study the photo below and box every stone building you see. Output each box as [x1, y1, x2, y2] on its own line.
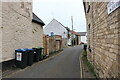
[69, 30, 80, 46]
[2, 2, 33, 62]
[1, 2, 45, 64]
[32, 13, 45, 48]
[83, 1, 120, 78]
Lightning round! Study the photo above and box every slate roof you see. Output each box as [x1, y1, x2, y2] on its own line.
[32, 13, 45, 26]
[64, 27, 70, 31]
[77, 32, 86, 36]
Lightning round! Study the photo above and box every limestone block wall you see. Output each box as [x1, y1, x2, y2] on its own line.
[2, 2, 33, 62]
[0, 2, 2, 63]
[118, 11, 120, 78]
[32, 22, 43, 47]
[85, 2, 119, 78]
[86, 2, 94, 65]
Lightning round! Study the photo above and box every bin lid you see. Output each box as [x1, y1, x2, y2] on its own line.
[23, 48, 33, 51]
[15, 49, 26, 52]
[23, 48, 29, 50]
[28, 49, 33, 51]
[36, 47, 43, 49]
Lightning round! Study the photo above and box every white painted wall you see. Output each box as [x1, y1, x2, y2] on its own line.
[44, 19, 68, 38]
[78, 36, 81, 44]
[81, 36, 87, 43]
[67, 38, 71, 45]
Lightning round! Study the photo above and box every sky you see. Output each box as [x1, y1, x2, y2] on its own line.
[33, 0, 86, 32]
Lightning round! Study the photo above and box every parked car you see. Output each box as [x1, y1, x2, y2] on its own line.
[80, 42, 84, 44]
[67, 43, 71, 46]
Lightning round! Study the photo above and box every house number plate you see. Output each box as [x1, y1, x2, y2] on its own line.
[107, 0, 120, 14]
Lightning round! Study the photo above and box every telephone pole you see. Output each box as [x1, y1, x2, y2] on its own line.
[71, 16, 74, 46]
[71, 16, 73, 32]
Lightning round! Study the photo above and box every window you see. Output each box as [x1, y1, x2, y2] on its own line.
[89, 24, 90, 30]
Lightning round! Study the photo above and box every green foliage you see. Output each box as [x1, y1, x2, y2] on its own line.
[82, 50, 98, 78]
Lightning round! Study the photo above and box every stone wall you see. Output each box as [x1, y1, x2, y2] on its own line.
[118, 12, 120, 78]
[84, 2, 119, 78]
[0, 2, 2, 63]
[32, 22, 43, 47]
[2, 2, 33, 62]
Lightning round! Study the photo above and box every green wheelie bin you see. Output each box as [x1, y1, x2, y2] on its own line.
[32, 48, 40, 62]
[35, 47, 44, 60]
[39, 47, 44, 60]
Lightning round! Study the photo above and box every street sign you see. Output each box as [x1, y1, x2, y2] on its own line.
[107, 0, 120, 14]
[50, 32, 54, 37]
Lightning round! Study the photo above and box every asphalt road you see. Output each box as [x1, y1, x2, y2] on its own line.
[7, 45, 83, 78]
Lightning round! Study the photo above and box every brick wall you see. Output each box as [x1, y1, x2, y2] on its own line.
[84, 2, 119, 78]
[2, 2, 33, 62]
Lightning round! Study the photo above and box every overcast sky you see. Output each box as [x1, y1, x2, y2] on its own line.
[33, 0, 86, 32]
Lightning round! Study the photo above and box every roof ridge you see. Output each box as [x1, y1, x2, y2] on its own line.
[45, 18, 68, 30]
[32, 12, 45, 26]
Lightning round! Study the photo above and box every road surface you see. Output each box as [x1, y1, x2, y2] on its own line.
[7, 45, 83, 78]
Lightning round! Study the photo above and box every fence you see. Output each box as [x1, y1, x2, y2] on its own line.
[43, 35, 62, 57]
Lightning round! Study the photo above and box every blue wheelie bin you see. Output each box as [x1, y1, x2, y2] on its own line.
[15, 49, 28, 69]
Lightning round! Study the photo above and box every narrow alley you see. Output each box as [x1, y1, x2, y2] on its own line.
[5, 46, 83, 78]
[1, 0, 119, 79]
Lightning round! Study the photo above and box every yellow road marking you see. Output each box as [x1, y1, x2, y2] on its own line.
[79, 50, 84, 79]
